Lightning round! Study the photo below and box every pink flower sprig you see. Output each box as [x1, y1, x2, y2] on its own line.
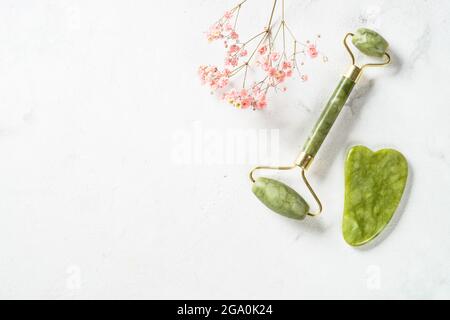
[198, 65, 231, 90]
[257, 46, 294, 90]
[199, 0, 327, 110]
[206, 10, 239, 43]
[223, 87, 267, 110]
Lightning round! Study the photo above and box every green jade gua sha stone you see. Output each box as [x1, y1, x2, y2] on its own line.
[251, 28, 391, 221]
[343, 146, 408, 246]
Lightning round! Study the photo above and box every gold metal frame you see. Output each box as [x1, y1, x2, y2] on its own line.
[249, 164, 323, 217]
[343, 33, 391, 83]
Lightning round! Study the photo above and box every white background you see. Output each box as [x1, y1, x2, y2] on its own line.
[0, 0, 449, 299]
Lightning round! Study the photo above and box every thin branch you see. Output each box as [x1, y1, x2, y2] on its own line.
[245, 31, 269, 65]
[243, 65, 249, 88]
[267, 0, 278, 29]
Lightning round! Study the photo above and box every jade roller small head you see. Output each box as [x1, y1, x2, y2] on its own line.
[250, 29, 391, 221]
[352, 28, 389, 58]
[344, 28, 391, 82]
[250, 161, 321, 221]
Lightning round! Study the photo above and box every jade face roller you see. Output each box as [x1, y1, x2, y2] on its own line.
[250, 28, 391, 220]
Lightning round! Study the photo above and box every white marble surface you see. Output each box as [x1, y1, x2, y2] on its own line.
[0, 0, 449, 299]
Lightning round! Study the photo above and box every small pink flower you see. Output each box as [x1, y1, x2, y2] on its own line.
[307, 44, 318, 58]
[206, 23, 224, 42]
[252, 86, 260, 94]
[301, 74, 309, 81]
[268, 67, 277, 77]
[241, 98, 252, 109]
[258, 46, 268, 55]
[224, 11, 233, 19]
[230, 31, 239, 40]
[276, 70, 286, 83]
[240, 89, 248, 98]
[218, 78, 229, 88]
[270, 52, 280, 61]
[225, 56, 238, 67]
[224, 89, 239, 104]
[198, 65, 231, 91]
[282, 61, 292, 70]
[240, 50, 248, 57]
[229, 44, 240, 54]
[256, 97, 267, 109]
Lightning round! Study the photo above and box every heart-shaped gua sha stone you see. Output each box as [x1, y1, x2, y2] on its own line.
[343, 146, 408, 246]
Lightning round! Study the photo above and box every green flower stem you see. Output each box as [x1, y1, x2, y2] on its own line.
[302, 76, 356, 157]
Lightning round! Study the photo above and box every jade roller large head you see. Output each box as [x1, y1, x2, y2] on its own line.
[250, 28, 391, 220]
